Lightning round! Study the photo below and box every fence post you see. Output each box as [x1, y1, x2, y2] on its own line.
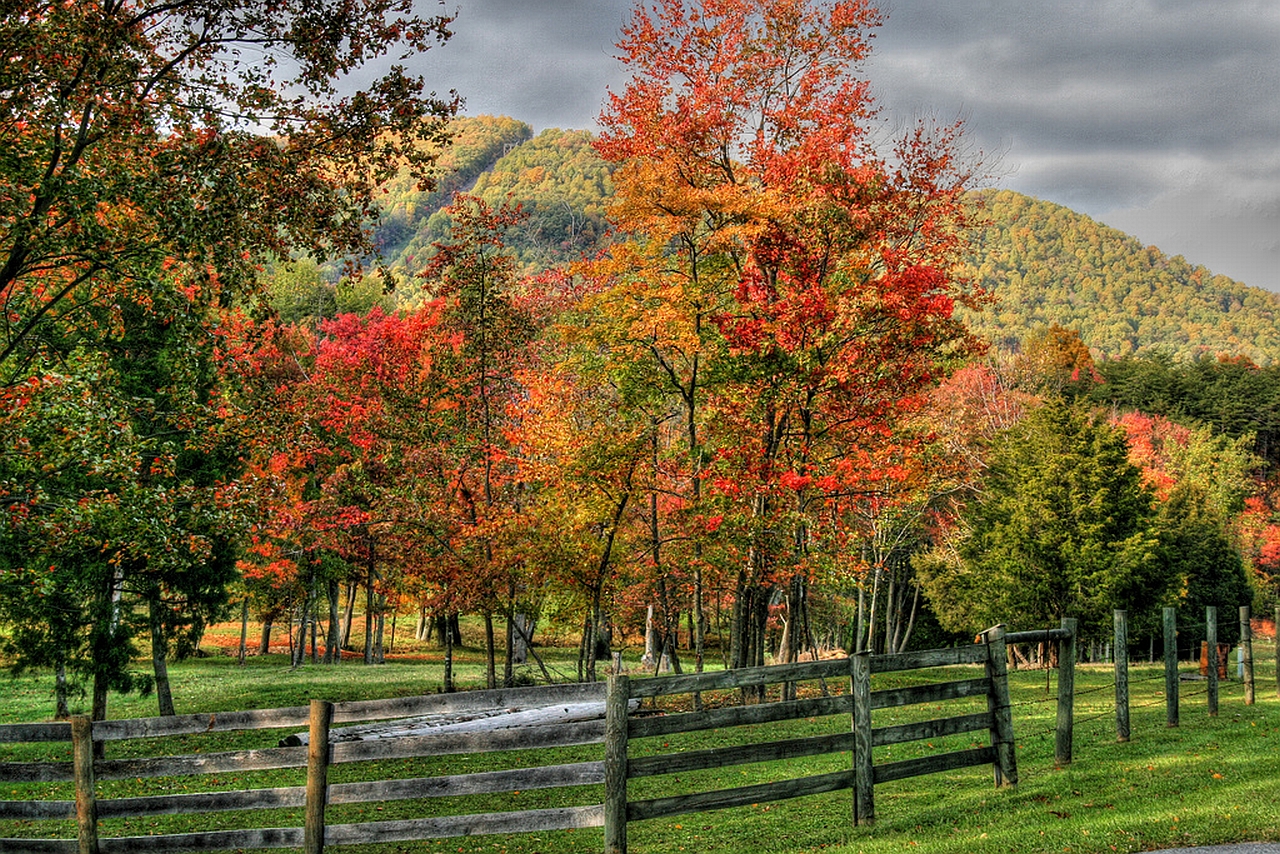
[71, 715, 99, 854]
[1206, 606, 1219, 717]
[604, 674, 630, 854]
[982, 626, 1017, 787]
[851, 651, 874, 826]
[1056, 617, 1076, 766]
[1163, 607, 1179, 727]
[304, 700, 334, 854]
[1113, 610, 1129, 742]
[1240, 605, 1254, 706]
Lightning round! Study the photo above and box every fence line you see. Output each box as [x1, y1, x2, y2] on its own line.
[1, 638, 1029, 854]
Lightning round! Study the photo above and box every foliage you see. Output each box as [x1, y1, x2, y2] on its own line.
[574, 0, 986, 671]
[960, 190, 1280, 363]
[1093, 353, 1280, 469]
[378, 116, 534, 276]
[920, 401, 1171, 637]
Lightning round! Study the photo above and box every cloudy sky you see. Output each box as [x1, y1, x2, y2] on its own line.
[412, 0, 1280, 292]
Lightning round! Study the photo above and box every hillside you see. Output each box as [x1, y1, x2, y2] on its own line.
[961, 190, 1280, 364]
[368, 118, 1280, 364]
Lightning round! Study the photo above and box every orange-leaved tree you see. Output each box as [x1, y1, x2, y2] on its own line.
[584, 0, 986, 671]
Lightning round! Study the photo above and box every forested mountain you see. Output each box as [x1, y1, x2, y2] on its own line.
[375, 121, 613, 279]
[959, 190, 1280, 364]
[367, 120, 1280, 363]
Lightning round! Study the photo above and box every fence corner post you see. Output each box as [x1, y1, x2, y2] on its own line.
[1241, 605, 1254, 705]
[982, 625, 1017, 787]
[850, 651, 874, 826]
[604, 673, 630, 854]
[1163, 606, 1179, 727]
[1056, 617, 1077, 766]
[71, 715, 99, 854]
[1113, 610, 1130, 742]
[304, 699, 334, 854]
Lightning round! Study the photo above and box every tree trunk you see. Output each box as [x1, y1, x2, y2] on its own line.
[237, 598, 249, 665]
[324, 579, 341, 664]
[149, 597, 176, 716]
[363, 564, 375, 665]
[341, 580, 357, 649]
[259, 619, 273, 655]
[55, 664, 70, 720]
[443, 612, 455, 692]
[484, 611, 497, 688]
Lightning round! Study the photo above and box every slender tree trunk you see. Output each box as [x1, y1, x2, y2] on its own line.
[292, 583, 311, 669]
[55, 664, 70, 720]
[484, 611, 497, 688]
[341, 580, 357, 649]
[149, 597, 176, 716]
[503, 580, 516, 687]
[259, 619, 273, 655]
[324, 579, 341, 664]
[237, 598, 249, 665]
[443, 611, 455, 692]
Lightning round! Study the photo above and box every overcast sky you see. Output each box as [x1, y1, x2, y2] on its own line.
[412, 0, 1280, 292]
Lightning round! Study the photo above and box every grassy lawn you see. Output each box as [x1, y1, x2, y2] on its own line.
[1, 629, 1278, 854]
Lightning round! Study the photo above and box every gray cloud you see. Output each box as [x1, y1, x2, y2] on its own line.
[408, 0, 1280, 290]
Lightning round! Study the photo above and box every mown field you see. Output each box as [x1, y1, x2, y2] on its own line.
[1, 624, 1278, 854]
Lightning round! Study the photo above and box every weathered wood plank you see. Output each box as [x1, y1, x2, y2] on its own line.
[0, 722, 71, 744]
[96, 745, 308, 781]
[285, 701, 616, 747]
[96, 827, 304, 853]
[322, 805, 606, 844]
[0, 839, 77, 853]
[91, 708, 311, 742]
[626, 770, 852, 822]
[329, 719, 605, 765]
[871, 646, 986, 673]
[328, 762, 605, 804]
[872, 746, 997, 784]
[96, 787, 306, 819]
[331, 682, 607, 724]
[1004, 628, 1071, 645]
[0, 799, 74, 820]
[627, 732, 857, 780]
[627, 660, 847, 699]
[0, 761, 73, 783]
[629, 695, 849, 740]
[869, 678, 989, 711]
[871, 712, 992, 748]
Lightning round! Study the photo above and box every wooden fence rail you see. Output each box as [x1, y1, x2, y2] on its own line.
[0, 636, 1026, 854]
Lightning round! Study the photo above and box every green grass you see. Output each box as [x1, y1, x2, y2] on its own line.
[2, 635, 1279, 854]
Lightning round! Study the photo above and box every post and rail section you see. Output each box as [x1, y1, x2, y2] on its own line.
[0, 633, 1029, 854]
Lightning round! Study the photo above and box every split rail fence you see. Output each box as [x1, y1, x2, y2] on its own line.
[0, 630, 1028, 854]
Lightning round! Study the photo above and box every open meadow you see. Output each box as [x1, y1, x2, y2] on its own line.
[2, 625, 1278, 854]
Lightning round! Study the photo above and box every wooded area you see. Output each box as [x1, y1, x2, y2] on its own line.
[2, 0, 1279, 731]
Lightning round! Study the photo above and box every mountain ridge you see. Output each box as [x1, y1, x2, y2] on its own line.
[370, 117, 1280, 364]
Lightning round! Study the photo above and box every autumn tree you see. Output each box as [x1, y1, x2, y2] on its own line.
[919, 401, 1171, 638]
[586, 0, 984, 673]
[421, 194, 534, 687]
[0, 0, 456, 716]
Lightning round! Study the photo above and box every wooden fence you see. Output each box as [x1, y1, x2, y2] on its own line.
[0, 633, 1023, 854]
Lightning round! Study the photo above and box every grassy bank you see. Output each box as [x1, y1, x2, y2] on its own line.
[1, 636, 1277, 854]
